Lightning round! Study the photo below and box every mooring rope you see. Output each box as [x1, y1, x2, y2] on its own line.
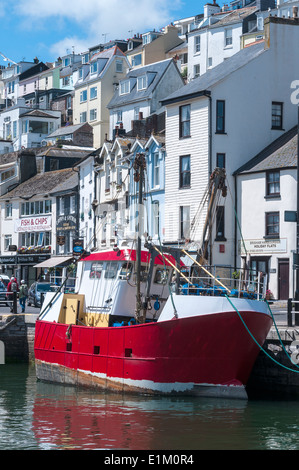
[225, 294, 299, 374]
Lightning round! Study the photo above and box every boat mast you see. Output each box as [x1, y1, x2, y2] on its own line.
[196, 167, 227, 266]
[133, 153, 146, 323]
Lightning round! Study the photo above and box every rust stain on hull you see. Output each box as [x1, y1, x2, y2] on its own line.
[35, 360, 158, 395]
[35, 360, 247, 399]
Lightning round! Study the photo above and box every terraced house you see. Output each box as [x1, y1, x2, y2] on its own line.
[73, 46, 130, 149]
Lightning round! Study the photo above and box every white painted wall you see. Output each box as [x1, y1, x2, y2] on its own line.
[78, 156, 95, 250]
[188, 22, 243, 78]
[164, 19, 299, 271]
[237, 169, 297, 299]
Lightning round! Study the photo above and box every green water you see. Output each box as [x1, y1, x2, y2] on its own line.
[0, 364, 299, 450]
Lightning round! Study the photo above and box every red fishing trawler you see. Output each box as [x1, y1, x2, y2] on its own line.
[34, 166, 272, 399]
[34, 241, 272, 399]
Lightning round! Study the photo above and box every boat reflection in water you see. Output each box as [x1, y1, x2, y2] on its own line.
[32, 381, 248, 450]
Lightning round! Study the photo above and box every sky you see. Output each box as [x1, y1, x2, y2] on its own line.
[0, 0, 215, 64]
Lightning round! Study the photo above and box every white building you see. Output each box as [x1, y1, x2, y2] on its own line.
[161, 16, 299, 275]
[107, 59, 184, 140]
[235, 126, 297, 300]
[0, 102, 61, 151]
[0, 168, 75, 284]
[96, 137, 135, 248]
[76, 152, 98, 250]
[187, 3, 260, 79]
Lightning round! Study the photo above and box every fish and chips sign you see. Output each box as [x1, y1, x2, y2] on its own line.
[240, 238, 287, 255]
[15, 216, 52, 232]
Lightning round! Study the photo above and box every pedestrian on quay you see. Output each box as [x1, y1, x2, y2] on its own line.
[19, 280, 28, 313]
[6, 276, 19, 307]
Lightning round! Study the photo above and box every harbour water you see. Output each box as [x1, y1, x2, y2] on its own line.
[0, 363, 299, 451]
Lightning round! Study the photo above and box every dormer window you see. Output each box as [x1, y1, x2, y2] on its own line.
[143, 34, 151, 45]
[128, 40, 133, 51]
[91, 62, 98, 74]
[82, 53, 89, 64]
[137, 75, 147, 91]
[120, 80, 130, 95]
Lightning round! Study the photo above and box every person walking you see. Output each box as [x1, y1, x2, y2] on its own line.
[6, 276, 19, 312]
[19, 280, 28, 313]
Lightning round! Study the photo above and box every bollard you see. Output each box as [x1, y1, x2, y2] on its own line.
[288, 298, 293, 327]
[12, 291, 17, 314]
[0, 340, 4, 364]
[296, 291, 299, 326]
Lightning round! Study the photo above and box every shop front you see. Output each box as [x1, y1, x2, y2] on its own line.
[239, 237, 290, 300]
[0, 253, 51, 285]
[13, 214, 52, 285]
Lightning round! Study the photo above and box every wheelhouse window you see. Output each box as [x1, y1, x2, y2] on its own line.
[179, 155, 191, 188]
[265, 212, 279, 238]
[216, 100, 225, 133]
[90, 262, 103, 279]
[104, 262, 118, 279]
[119, 262, 132, 280]
[154, 268, 169, 285]
[272, 102, 283, 130]
[266, 171, 280, 197]
[179, 104, 191, 138]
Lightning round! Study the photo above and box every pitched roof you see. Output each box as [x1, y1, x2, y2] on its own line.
[208, 6, 257, 29]
[46, 123, 91, 138]
[75, 46, 127, 87]
[234, 126, 298, 175]
[19, 109, 60, 119]
[36, 147, 92, 159]
[0, 168, 76, 199]
[161, 41, 266, 105]
[107, 59, 179, 108]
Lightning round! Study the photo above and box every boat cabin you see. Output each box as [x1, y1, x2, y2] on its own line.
[39, 245, 177, 327]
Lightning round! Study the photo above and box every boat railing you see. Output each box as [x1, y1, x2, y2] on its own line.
[177, 266, 268, 300]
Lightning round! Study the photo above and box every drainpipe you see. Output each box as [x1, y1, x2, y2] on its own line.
[234, 173, 237, 271]
[203, 90, 212, 265]
[295, 106, 299, 323]
[93, 166, 97, 250]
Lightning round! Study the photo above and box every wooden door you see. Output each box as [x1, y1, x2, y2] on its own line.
[278, 259, 289, 300]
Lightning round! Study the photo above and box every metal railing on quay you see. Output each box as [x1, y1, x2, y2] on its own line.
[0, 292, 18, 313]
[287, 299, 299, 327]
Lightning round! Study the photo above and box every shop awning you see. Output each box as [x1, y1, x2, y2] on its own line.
[34, 256, 73, 268]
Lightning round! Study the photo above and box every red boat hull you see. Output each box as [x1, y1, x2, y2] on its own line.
[34, 309, 272, 399]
